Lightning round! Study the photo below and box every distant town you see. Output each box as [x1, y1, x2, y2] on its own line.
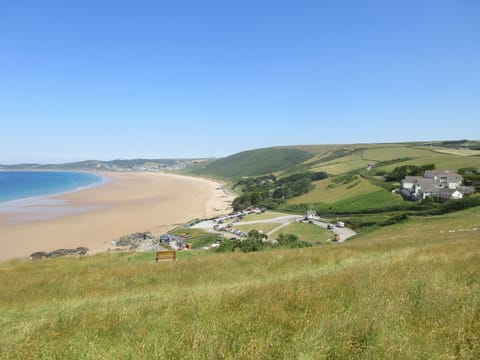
[0, 158, 208, 172]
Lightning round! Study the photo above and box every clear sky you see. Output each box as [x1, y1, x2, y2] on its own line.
[1, 0, 479, 163]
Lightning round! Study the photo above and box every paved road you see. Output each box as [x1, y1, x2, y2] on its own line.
[192, 215, 356, 243]
[309, 220, 357, 243]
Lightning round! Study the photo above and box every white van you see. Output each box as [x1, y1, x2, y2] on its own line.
[336, 221, 345, 228]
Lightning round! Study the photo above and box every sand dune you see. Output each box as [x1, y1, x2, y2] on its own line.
[0, 172, 233, 261]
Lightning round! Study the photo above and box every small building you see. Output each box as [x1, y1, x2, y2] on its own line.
[305, 210, 317, 220]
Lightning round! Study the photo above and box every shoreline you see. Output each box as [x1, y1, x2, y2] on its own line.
[0, 172, 234, 262]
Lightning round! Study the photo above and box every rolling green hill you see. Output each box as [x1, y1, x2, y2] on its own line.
[186, 147, 314, 179]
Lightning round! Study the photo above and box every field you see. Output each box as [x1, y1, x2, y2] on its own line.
[379, 152, 480, 173]
[1, 206, 479, 359]
[311, 152, 370, 175]
[429, 146, 480, 156]
[239, 211, 287, 222]
[288, 177, 381, 205]
[235, 222, 281, 234]
[269, 221, 334, 243]
[360, 145, 433, 161]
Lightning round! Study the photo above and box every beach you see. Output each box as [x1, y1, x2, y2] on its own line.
[0, 172, 234, 262]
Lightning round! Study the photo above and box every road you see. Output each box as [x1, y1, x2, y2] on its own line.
[309, 219, 357, 243]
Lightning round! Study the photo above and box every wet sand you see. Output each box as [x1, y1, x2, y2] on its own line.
[0, 172, 233, 261]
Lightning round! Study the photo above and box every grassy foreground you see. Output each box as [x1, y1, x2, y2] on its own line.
[1, 210, 480, 359]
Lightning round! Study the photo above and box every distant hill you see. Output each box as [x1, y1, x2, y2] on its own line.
[185, 140, 480, 181]
[0, 159, 200, 172]
[186, 147, 314, 179]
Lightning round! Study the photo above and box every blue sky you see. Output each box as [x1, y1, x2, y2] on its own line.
[1, 0, 479, 163]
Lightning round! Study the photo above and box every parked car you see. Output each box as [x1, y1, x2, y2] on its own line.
[336, 221, 345, 228]
[327, 224, 334, 230]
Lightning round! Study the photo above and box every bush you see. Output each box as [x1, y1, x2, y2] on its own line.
[217, 239, 236, 252]
[379, 214, 408, 227]
[276, 233, 312, 249]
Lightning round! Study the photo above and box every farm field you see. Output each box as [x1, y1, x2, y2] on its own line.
[311, 152, 370, 174]
[269, 221, 334, 243]
[288, 177, 381, 205]
[235, 222, 281, 235]
[428, 146, 480, 156]
[380, 154, 480, 173]
[239, 211, 287, 222]
[360, 145, 434, 162]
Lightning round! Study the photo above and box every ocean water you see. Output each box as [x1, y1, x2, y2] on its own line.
[0, 171, 103, 203]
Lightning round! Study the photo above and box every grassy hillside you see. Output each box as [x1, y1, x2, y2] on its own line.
[280, 142, 480, 216]
[185, 141, 480, 181]
[186, 147, 313, 179]
[289, 177, 381, 204]
[1, 206, 479, 359]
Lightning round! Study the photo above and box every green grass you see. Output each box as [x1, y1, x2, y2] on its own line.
[288, 177, 381, 204]
[235, 222, 282, 234]
[361, 145, 435, 162]
[1, 208, 480, 358]
[270, 221, 334, 243]
[169, 227, 221, 249]
[379, 152, 480, 173]
[329, 189, 405, 212]
[311, 152, 371, 175]
[239, 211, 287, 222]
[186, 147, 313, 179]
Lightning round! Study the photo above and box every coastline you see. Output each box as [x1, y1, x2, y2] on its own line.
[0, 172, 234, 262]
[0, 170, 106, 204]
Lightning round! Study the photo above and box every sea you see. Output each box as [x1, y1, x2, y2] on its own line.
[0, 171, 103, 204]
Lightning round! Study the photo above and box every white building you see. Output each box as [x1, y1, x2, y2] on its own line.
[400, 170, 470, 202]
[305, 210, 317, 220]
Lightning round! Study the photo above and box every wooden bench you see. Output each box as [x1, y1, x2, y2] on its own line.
[155, 250, 177, 262]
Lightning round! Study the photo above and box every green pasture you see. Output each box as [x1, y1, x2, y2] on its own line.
[288, 177, 381, 204]
[169, 227, 221, 249]
[235, 222, 282, 235]
[322, 189, 405, 213]
[378, 152, 480, 172]
[239, 211, 287, 222]
[360, 145, 434, 161]
[270, 221, 334, 243]
[311, 152, 370, 174]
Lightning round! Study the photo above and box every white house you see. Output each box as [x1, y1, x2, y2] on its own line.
[424, 170, 463, 189]
[400, 170, 469, 202]
[305, 210, 317, 220]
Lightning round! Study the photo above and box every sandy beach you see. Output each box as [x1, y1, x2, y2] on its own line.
[0, 172, 234, 262]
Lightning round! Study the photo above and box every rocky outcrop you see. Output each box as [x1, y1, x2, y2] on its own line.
[29, 247, 89, 260]
[114, 231, 166, 252]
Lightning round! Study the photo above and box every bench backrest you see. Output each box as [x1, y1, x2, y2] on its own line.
[156, 250, 177, 262]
